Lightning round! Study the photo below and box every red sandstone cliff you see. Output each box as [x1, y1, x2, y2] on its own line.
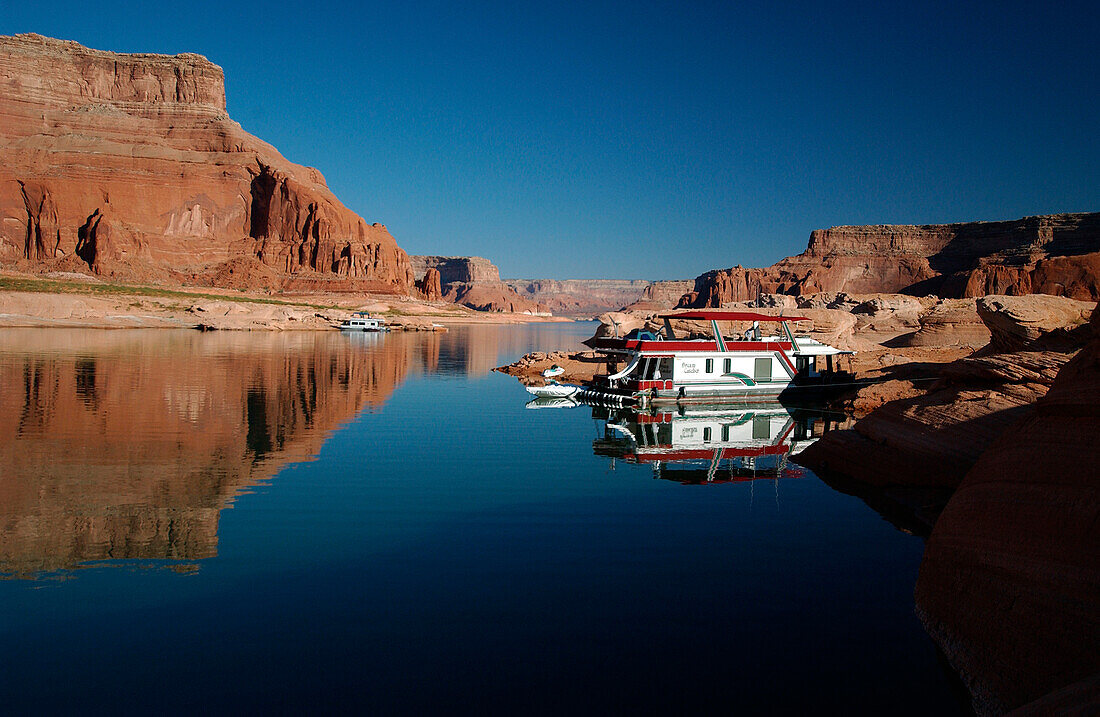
[0, 34, 414, 293]
[680, 213, 1100, 307]
[410, 255, 550, 314]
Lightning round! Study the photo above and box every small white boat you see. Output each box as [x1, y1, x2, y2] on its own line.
[542, 365, 565, 378]
[338, 312, 388, 332]
[525, 383, 582, 399]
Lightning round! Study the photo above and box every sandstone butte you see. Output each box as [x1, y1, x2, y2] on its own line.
[679, 213, 1100, 307]
[0, 34, 414, 294]
[410, 255, 551, 314]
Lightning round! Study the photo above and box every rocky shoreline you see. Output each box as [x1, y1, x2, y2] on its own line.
[498, 292, 1099, 715]
[0, 273, 570, 332]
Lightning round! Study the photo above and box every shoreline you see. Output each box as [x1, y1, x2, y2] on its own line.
[0, 273, 574, 331]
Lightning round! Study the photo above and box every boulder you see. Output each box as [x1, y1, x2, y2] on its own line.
[976, 294, 1094, 352]
[899, 299, 992, 349]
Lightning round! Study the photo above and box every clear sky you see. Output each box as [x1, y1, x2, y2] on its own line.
[3, 1, 1098, 280]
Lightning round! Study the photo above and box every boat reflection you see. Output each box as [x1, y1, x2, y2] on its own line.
[592, 403, 848, 484]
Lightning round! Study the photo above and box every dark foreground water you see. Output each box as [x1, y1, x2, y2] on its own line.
[0, 324, 964, 714]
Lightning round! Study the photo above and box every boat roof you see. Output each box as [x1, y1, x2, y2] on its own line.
[659, 310, 810, 322]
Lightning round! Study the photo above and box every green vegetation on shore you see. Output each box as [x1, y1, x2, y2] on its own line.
[0, 276, 347, 310]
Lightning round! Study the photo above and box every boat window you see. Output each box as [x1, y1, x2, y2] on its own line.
[721, 425, 730, 441]
[752, 416, 771, 440]
[659, 358, 672, 378]
[754, 357, 772, 382]
[703, 427, 712, 442]
[723, 358, 731, 374]
[705, 358, 714, 373]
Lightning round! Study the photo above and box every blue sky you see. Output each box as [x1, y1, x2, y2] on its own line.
[3, 1, 1098, 279]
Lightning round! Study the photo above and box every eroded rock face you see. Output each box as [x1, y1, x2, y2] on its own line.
[914, 308, 1100, 714]
[976, 294, 1094, 353]
[0, 34, 413, 293]
[410, 255, 549, 314]
[504, 279, 692, 316]
[679, 213, 1100, 307]
[409, 256, 500, 285]
[900, 299, 992, 349]
[795, 297, 1094, 488]
[416, 267, 442, 301]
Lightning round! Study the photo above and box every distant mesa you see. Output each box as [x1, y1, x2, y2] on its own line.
[410, 255, 551, 315]
[679, 213, 1100, 307]
[504, 279, 695, 317]
[0, 33, 414, 294]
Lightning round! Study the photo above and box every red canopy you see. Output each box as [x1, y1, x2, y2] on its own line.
[658, 310, 810, 322]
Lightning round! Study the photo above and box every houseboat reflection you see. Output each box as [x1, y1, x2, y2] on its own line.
[592, 403, 847, 484]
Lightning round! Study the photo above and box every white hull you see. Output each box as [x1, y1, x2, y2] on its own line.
[526, 383, 582, 399]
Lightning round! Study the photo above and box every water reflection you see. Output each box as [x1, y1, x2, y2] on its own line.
[0, 329, 433, 578]
[0, 323, 590, 579]
[592, 403, 849, 484]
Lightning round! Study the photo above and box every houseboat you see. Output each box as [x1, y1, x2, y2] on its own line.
[338, 312, 388, 332]
[583, 310, 852, 406]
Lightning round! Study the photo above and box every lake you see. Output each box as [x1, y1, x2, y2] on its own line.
[0, 323, 965, 713]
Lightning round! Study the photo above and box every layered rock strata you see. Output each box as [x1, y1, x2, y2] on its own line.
[0, 34, 413, 293]
[503, 279, 693, 316]
[410, 255, 549, 314]
[914, 307, 1100, 714]
[679, 213, 1100, 307]
[796, 295, 1093, 488]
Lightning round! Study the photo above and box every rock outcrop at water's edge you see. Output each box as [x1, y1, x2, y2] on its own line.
[796, 294, 1093, 488]
[789, 295, 1099, 713]
[678, 213, 1100, 307]
[0, 34, 414, 294]
[914, 307, 1100, 715]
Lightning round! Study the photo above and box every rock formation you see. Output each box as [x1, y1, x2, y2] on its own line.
[0, 34, 414, 293]
[409, 255, 501, 285]
[679, 213, 1100, 307]
[503, 279, 692, 316]
[795, 294, 1094, 488]
[415, 267, 442, 301]
[914, 307, 1100, 714]
[410, 255, 549, 314]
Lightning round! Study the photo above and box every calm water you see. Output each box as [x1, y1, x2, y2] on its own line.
[0, 324, 964, 714]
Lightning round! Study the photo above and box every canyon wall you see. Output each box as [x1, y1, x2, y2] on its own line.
[504, 279, 692, 316]
[410, 255, 549, 314]
[0, 34, 413, 293]
[680, 213, 1100, 307]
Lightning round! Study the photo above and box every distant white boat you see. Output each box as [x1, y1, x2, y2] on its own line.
[338, 312, 388, 332]
[542, 365, 565, 378]
[525, 383, 581, 399]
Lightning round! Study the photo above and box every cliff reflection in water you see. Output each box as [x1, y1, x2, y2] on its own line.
[592, 403, 849, 484]
[0, 329, 438, 578]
